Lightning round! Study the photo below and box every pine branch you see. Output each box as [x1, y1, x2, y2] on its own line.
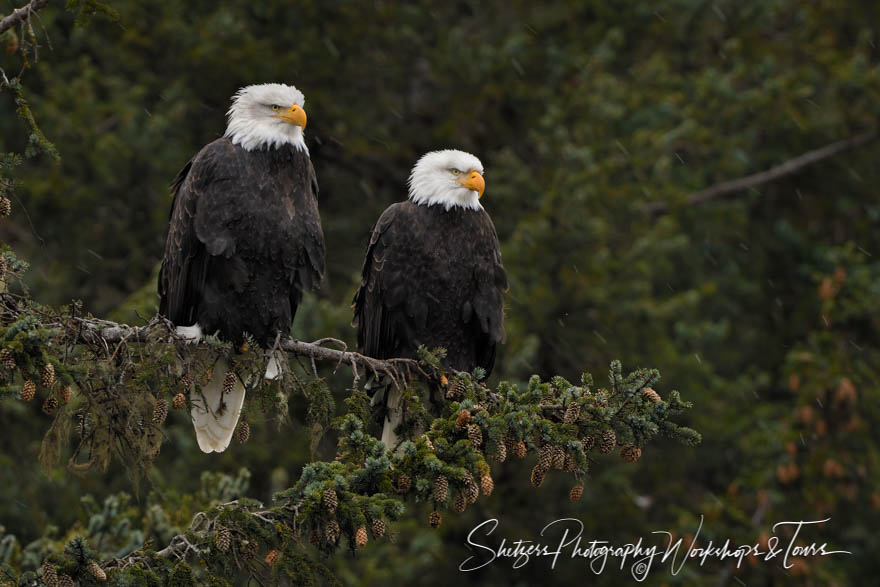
[0, 0, 51, 36]
[640, 129, 878, 215]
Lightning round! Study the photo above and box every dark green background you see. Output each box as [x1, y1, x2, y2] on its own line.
[1, 1, 878, 584]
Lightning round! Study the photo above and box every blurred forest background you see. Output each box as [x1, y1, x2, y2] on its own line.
[1, 0, 879, 585]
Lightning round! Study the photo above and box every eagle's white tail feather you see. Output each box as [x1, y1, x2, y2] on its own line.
[264, 350, 285, 380]
[190, 359, 245, 453]
[381, 386, 403, 451]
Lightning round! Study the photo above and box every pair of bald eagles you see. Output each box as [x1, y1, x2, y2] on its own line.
[158, 83, 507, 453]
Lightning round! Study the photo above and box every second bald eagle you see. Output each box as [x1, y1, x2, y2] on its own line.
[353, 149, 508, 447]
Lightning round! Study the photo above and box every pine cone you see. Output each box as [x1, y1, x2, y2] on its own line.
[308, 527, 322, 546]
[433, 475, 449, 503]
[421, 434, 435, 451]
[551, 445, 566, 470]
[325, 519, 341, 543]
[467, 424, 483, 450]
[570, 484, 584, 502]
[215, 524, 230, 552]
[465, 477, 480, 504]
[582, 435, 596, 451]
[41, 363, 55, 387]
[446, 378, 466, 400]
[512, 440, 527, 459]
[60, 385, 72, 403]
[265, 549, 280, 565]
[620, 444, 642, 463]
[152, 398, 169, 425]
[642, 388, 661, 403]
[599, 429, 616, 453]
[540, 390, 554, 406]
[492, 440, 507, 462]
[241, 539, 258, 560]
[481, 473, 494, 497]
[538, 444, 553, 472]
[42, 395, 58, 415]
[180, 373, 193, 392]
[397, 473, 411, 494]
[236, 420, 250, 444]
[355, 526, 368, 548]
[323, 487, 338, 514]
[371, 518, 386, 538]
[563, 401, 581, 424]
[453, 492, 467, 512]
[0, 196, 11, 217]
[86, 561, 106, 581]
[21, 378, 36, 402]
[57, 575, 74, 587]
[530, 465, 545, 488]
[41, 563, 58, 587]
[223, 371, 237, 394]
[428, 510, 442, 528]
[172, 392, 186, 410]
[455, 409, 471, 428]
[1, 348, 15, 370]
[563, 453, 577, 472]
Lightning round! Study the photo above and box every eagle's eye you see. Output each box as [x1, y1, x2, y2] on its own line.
[271, 104, 281, 111]
[450, 168, 462, 176]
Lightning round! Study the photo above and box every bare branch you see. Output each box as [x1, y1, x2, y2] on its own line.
[0, 0, 51, 36]
[640, 129, 878, 215]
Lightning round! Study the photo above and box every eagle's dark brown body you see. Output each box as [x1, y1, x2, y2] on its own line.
[353, 200, 507, 375]
[159, 138, 324, 346]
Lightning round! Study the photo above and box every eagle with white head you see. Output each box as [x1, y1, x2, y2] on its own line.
[159, 83, 325, 452]
[352, 149, 507, 449]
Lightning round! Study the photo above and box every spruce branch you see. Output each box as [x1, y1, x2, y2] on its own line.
[0, 0, 51, 36]
[640, 128, 878, 215]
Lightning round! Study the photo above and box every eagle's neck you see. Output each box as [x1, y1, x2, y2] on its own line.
[224, 120, 307, 154]
[408, 185, 482, 212]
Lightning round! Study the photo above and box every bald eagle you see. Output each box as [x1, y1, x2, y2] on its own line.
[352, 149, 507, 448]
[159, 83, 324, 453]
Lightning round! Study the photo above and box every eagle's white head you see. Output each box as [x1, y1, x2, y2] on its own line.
[224, 83, 308, 152]
[408, 149, 485, 211]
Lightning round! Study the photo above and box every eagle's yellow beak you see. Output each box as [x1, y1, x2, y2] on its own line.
[459, 170, 485, 198]
[276, 104, 307, 129]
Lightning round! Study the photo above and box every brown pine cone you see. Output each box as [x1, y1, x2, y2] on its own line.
[433, 475, 449, 503]
[371, 518, 387, 538]
[492, 440, 507, 462]
[397, 473, 411, 494]
[172, 392, 186, 410]
[551, 445, 566, 470]
[223, 371, 237, 394]
[180, 373, 193, 392]
[60, 385, 72, 403]
[446, 378, 466, 400]
[512, 440, 527, 459]
[570, 484, 584, 502]
[563, 453, 577, 472]
[467, 424, 483, 450]
[582, 435, 596, 451]
[620, 444, 642, 463]
[41, 563, 58, 587]
[465, 478, 480, 504]
[323, 488, 338, 514]
[215, 524, 230, 552]
[265, 549, 280, 565]
[428, 510, 442, 528]
[57, 575, 75, 587]
[453, 492, 467, 513]
[599, 429, 616, 453]
[642, 388, 661, 403]
[85, 561, 106, 581]
[240, 539, 258, 560]
[538, 444, 553, 472]
[42, 396, 58, 415]
[21, 379, 36, 402]
[326, 519, 341, 543]
[236, 420, 251, 444]
[530, 465, 546, 488]
[152, 398, 169, 425]
[563, 401, 581, 424]
[455, 409, 471, 428]
[0, 348, 15, 370]
[41, 363, 55, 387]
[355, 526, 368, 548]
[0, 196, 11, 217]
[481, 473, 494, 497]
